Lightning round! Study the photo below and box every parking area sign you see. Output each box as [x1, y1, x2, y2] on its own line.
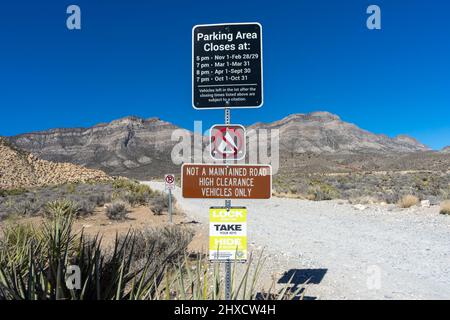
[209, 207, 247, 261]
[193, 23, 263, 109]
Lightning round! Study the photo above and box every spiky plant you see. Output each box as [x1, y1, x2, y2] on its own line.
[0, 213, 181, 300]
[44, 199, 80, 217]
[0, 213, 304, 300]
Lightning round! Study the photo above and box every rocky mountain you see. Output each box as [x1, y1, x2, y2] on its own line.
[6, 112, 434, 179]
[7, 117, 189, 180]
[250, 112, 430, 154]
[0, 137, 112, 190]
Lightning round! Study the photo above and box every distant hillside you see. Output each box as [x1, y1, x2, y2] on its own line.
[6, 112, 443, 179]
[250, 111, 429, 154]
[0, 137, 112, 190]
[441, 146, 450, 154]
[7, 117, 191, 180]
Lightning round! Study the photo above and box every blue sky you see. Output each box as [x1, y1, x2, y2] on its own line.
[0, 0, 449, 149]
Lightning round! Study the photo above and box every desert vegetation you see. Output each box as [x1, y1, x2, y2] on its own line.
[274, 171, 450, 204]
[0, 211, 301, 300]
[0, 179, 174, 221]
[440, 200, 450, 215]
[397, 195, 419, 208]
[105, 201, 128, 220]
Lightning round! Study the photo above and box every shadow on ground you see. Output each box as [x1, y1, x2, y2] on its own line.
[278, 268, 328, 300]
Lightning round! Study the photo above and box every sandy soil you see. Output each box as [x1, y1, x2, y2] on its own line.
[1, 205, 204, 250]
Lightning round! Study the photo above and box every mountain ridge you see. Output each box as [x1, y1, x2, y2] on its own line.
[5, 111, 441, 179]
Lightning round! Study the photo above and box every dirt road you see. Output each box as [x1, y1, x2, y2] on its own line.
[145, 181, 450, 300]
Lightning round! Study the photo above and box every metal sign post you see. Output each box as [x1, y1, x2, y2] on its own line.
[225, 257, 232, 300]
[164, 174, 175, 224]
[168, 188, 173, 224]
[224, 108, 231, 300]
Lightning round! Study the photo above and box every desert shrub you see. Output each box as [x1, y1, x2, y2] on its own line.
[307, 181, 339, 201]
[149, 192, 175, 215]
[11, 198, 41, 216]
[0, 183, 115, 220]
[440, 201, 450, 215]
[112, 178, 135, 190]
[118, 226, 194, 272]
[0, 188, 28, 197]
[112, 179, 154, 206]
[382, 192, 399, 204]
[44, 199, 80, 217]
[105, 201, 128, 220]
[76, 200, 97, 216]
[398, 195, 419, 208]
[88, 193, 109, 207]
[117, 191, 141, 207]
[66, 183, 77, 194]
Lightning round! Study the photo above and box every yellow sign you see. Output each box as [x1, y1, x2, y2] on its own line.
[209, 207, 247, 261]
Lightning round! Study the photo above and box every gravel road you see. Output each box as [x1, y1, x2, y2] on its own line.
[145, 181, 450, 300]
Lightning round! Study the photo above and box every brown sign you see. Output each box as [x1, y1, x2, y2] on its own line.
[182, 164, 272, 199]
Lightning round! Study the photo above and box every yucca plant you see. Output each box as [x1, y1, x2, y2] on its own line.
[0, 212, 305, 300]
[0, 212, 183, 300]
[44, 199, 80, 217]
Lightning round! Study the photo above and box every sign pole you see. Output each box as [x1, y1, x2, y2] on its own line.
[224, 107, 232, 300]
[164, 174, 175, 224]
[168, 188, 173, 224]
[225, 256, 232, 300]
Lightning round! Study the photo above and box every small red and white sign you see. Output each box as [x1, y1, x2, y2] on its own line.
[210, 124, 246, 161]
[164, 174, 175, 190]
